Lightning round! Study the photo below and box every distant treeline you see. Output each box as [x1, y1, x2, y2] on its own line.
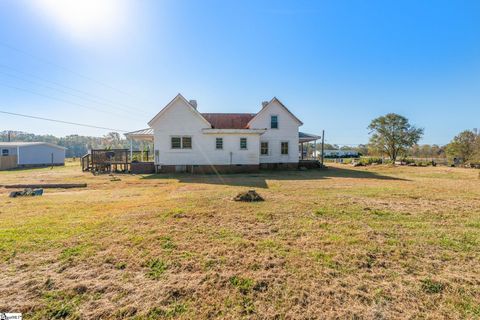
[2, 128, 479, 164]
[0, 131, 147, 158]
[318, 128, 480, 164]
[319, 143, 447, 159]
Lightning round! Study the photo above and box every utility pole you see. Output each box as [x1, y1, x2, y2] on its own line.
[7, 130, 11, 142]
[321, 130, 325, 166]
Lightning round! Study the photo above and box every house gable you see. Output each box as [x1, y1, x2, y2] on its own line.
[248, 97, 303, 127]
[248, 97, 301, 164]
[148, 93, 212, 128]
[248, 97, 303, 129]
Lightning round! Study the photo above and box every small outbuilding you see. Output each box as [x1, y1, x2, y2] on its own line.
[0, 142, 66, 170]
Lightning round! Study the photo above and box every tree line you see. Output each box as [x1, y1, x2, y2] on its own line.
[318, 113, 479, 165]
[0, 131, 147, 158]
[2, 115, 479, 165]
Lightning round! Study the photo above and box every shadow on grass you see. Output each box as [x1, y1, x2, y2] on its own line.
[141, 166, 407, 188]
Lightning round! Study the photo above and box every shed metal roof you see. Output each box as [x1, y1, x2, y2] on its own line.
[0, 142, 66, 149]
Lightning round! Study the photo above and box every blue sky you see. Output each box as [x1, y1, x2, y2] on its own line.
[0, 0, 479, 145]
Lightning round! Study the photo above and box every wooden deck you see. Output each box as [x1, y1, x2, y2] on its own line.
[81, 149, 153, 173]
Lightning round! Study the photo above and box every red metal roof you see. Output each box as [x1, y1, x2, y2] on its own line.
[201, 113, 256, 129]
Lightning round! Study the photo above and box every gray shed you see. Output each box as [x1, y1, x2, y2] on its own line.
[0, 142, 66, 170]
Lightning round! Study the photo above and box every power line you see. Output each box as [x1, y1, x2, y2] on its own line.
[0, 110, 128, 132]
[0, 64, 151, 115]
[0, 69, 148, 120]
[0, 81, 136, 119]
[0, 42, 158, 107]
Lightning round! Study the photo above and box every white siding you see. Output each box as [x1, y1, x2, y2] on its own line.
[18, 145, 65, 165]
[151, 98, 260, 165]
[0, 147, 17, 156]
[249, 100, 300, 163]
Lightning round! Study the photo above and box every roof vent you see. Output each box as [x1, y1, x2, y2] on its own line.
[189, 100, 197, 109]
[261, 101, 269, 108]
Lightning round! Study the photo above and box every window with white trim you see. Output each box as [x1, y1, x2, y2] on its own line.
[281, 142, 289, 155]
[171, 137, 181, 149]
[171, 136, 192, 149]
[240, 137, 247, 150]
[182, 136, 192, 149]
[271, 115, 278, 129]
[260, 142, 268, 155]
[216, 137, 223, 149]
[2, 149, 8, 156]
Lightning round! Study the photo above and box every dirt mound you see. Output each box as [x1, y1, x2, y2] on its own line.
[234, 190, 264, 202]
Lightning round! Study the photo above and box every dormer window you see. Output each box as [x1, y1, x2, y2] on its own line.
[271, 115, 278, 129]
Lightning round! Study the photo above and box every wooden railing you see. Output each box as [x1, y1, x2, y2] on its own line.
[81, 149, 153, 173]
[81, 154, 90, 171]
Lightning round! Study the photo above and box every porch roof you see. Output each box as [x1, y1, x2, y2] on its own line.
[124, 128, 154, 141]
[299, 132, 321, 143]
[125, 128, 321, 143]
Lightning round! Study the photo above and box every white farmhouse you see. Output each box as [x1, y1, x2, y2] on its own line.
[126, 94, 320, 173]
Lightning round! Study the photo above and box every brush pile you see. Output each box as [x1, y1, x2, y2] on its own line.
[234, 190, 264, 202]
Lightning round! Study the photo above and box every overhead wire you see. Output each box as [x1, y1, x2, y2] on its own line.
[0, 64, 151, 115]
[0, 69, 147, 120]
[0, 42, 158, 107]
[0, 81, 143, 119]
[0, 110, 129, 132]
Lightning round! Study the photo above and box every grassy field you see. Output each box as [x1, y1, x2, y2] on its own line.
[1, 162, 479, 319]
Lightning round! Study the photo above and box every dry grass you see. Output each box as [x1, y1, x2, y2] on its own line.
[1, 162, 479, 319]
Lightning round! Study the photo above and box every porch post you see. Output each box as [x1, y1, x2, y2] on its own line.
[314, 140, 317, 159]
[130, 139, 133, 161]
[141, 141, 144, 162]
[321, 130, 325, 166]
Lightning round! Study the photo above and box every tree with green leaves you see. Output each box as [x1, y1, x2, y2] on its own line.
[446, 129, 479, 163]
[368, 113, 424, 162]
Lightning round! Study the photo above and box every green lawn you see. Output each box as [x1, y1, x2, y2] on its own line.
[1, 162, 479, 319]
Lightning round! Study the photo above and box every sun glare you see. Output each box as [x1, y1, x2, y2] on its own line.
[33, 0, 129, 42]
